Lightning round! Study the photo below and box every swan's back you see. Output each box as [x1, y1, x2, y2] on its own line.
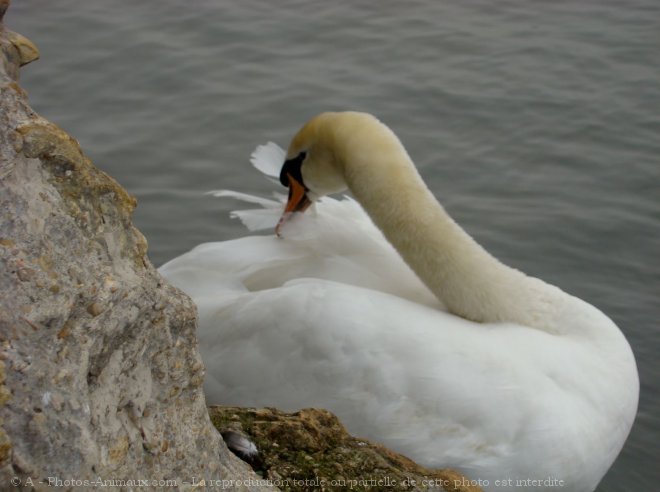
[163, 190, 441, 308]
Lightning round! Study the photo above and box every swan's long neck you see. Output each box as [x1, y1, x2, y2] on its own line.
[336, 117, 564, 332]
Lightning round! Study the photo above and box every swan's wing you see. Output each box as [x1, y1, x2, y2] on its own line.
[196, 278, 587, 480]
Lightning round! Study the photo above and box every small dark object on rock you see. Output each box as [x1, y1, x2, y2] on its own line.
[221, 430, 264, 471]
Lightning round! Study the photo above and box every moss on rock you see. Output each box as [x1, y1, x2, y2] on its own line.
[210, 406, 483, 492]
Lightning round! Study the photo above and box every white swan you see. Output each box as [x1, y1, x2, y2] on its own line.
[160, 112, 638, 491]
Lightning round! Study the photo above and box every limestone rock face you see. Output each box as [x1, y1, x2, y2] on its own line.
[210, 406, 484, 492]
[0, 5, 270, 491]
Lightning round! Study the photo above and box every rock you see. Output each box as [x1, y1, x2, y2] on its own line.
[210, 406, 484, 492]
[0, 3, 271, 490]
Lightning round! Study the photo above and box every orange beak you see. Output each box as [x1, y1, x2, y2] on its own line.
[276, 173, 312, 236]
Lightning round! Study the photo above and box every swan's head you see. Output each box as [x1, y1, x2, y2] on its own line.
[277, 111, 385, 234]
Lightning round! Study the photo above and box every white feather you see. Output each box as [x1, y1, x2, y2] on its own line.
[207, 189, 280, 209]
[249, 141, 286, 178]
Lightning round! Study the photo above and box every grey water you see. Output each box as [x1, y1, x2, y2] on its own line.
[9, 1, 659, 490]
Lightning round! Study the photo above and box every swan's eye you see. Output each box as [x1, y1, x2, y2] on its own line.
[279, 151, 307, 187]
